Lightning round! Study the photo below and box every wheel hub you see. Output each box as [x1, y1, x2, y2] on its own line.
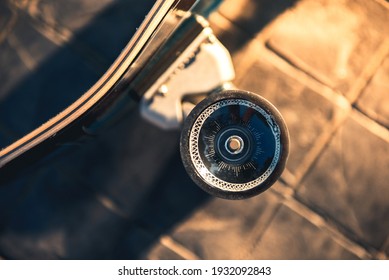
[226, 136, 243, 154]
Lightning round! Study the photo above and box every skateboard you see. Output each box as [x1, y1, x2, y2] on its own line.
[0, 0, 289, 199]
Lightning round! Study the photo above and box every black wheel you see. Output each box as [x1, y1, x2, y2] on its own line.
[180, 90, 289, 199]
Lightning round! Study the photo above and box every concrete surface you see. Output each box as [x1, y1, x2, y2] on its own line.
[0, 0, 388, 259]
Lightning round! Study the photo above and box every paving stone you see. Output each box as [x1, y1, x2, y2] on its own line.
[68, 0, 155, 66]
[237, 58, 343, 175]
[26, 0, 115, 32]
[209, 13, 252, 62]
[168, 188, 282, 259]
[12, 0, 155, 68]
[357, 55, 389, 129]
[266, 0, 389, 96]
[22, 106, 206, 258]
[145, 242, 185, 260]
[114, 226, 157, 259]
[104, 137, 209, 259]
[0, 11, 63, 147]
[0, 39, 29, 102]
[0, 1, 16, 42]
[297, 112, 389, 250]
[0, 41, 98, 148]
[115, 227, 190, 260]
[250, 205, 358, 259]
[0, 11, 58, 100]
[217, 0, 298, 36]
[386, 241, 389, 257]
[0, 176, 31, 231]
[7, 12, 58, 69]
[0, 32, 31, 146]
[0, 167, 128, 259]
[60, 110, 186, 217]
[131, 150, 209, 232]
[9, 0, 156, 71]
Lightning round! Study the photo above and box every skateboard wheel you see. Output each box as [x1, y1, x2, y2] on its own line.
[180, 90, 289, 199]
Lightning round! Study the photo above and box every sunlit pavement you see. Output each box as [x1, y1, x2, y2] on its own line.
[0, 0, 388, 259]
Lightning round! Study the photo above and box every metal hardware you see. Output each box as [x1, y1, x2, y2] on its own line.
[140, 22, 235, 130]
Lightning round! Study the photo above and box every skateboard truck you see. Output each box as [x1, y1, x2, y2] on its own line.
[140, 17, 235, 130]
[139, 14, 290, 199]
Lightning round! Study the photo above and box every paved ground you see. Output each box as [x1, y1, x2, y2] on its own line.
[0, 0, 388, 259]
